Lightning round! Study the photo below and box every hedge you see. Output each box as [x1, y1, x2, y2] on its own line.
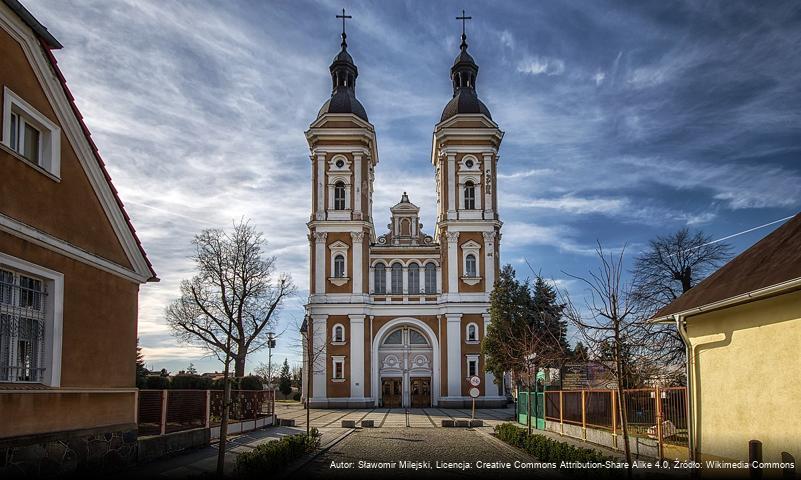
[235, 429, 321, 478]
[494, 423, 618, 476]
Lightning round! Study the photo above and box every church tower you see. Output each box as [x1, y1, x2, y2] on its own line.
[432, 24, 504, 300]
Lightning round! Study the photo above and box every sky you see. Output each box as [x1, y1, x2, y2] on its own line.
[27, 0, 801, 374]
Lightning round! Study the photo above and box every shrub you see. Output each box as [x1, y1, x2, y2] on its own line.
[494, 423, 617, 476]
[144, 375, 170, 389]
[239, 375, 264, 391]
[292, 391, 301, 401]
[170, 374, 213, 390]
[236, 428, 321, 477]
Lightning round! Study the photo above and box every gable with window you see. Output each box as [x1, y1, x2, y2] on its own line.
[460, 240, 482, 285]
[2, 87, 61, 177]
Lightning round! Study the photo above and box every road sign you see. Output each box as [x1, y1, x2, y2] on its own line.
[469, 376, 481, 387]
[469, 387, 480, 398]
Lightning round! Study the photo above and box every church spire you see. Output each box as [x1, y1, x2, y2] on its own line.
[317, 8, 368, 121]
[440, 10, 492, 121]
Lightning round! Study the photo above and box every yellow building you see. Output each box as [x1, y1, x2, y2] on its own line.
[653, 213, 801, 465]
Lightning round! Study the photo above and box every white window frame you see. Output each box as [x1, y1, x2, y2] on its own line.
[328, 241, 349, 286]
[0, 253, 63, 387]
[424, 262, 437, 294]
[2, 87, 61, 178]
[407, 262, 421, 294]
[390, 262, 403, 295]
[331, 355, 346, 382]
[466, 354, 480, 379]
[372, 262, 387, 294]
[461, 240, 482, 285]
[331, 323, 345, 345]
[327, 170, 352, 220]
[464, 181, 476, 210]
[466, 322, 479, 344]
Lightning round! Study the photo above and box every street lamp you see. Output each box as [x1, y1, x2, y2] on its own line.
[267, 332, 276, 424]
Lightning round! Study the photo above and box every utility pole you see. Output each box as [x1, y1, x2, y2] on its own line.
[267, 331, 276, 424]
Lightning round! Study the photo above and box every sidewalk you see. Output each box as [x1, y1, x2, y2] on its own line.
[123, 426, 345, 478]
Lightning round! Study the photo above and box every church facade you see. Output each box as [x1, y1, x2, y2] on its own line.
[302, 23, 505, 408]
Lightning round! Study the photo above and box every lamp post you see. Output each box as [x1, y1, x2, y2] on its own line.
[267, 332, 276, 424]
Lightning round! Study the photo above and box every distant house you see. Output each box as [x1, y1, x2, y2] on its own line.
[652, 213, 801, 464]
[0, 0, 156, 474]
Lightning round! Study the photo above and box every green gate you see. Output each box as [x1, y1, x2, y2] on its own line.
[517, 390, 544, 430]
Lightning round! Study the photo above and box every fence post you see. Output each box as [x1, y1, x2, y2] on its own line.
[559, 390, 564, 435]
[543, 391, 547, 431]
[160, 390, 168, 436]
[611, 390, 618, 450]
[134, 389, 139, 428]
[655, 386, 664, 460]
[205, 390, 211, 427]
[581, 390, 587, 441]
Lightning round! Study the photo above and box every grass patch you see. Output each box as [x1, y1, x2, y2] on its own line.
[235, 428, 321, 478]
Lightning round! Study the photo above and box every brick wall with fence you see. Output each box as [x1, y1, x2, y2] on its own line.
[526, 386, 688, 460]
[136, 389, 275, 439]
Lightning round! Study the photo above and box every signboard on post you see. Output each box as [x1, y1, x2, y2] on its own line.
[469, 376, 481, 387]
[469, 387, 480, 398]
[468, 376, 481, 419]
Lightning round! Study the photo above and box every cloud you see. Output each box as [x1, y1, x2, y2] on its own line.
[516, 56, 565, 76]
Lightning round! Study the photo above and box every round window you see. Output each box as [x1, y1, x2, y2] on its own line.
[465, 159, 474, 168]
[336, 159, 345, 168]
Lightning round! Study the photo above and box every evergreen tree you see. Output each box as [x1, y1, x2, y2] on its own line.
[136, 339, 149, 388]
[278, 358, 292, 396]
[186, 362, 197, 375]
[572, 342, 589, 362]
[531, 276, 570, 357]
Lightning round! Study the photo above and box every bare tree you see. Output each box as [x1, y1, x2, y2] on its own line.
[632, 227, 731, 368]
[562, 244, 650, 470]
[166, 219, 295, 377]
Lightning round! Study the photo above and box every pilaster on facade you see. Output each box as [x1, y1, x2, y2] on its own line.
[482, 312, 497, 397]
[350, 231, 364, 294]
[445, 313, 463, 397]
[446, 231, 460, 294]
[315, 153, 326, 221]
[311, 314, 328, 400]
[482, 230, 497, 293]
[353, 153, 363, 219]
[349, 314, 366, 399]
[482, 153, 494, 219]
[313, 231, 327, 295]
[447, 153, 457, 220]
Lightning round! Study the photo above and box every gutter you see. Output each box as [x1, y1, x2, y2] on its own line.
[674, 314, 696, 462]
[654, 276, 801, 323]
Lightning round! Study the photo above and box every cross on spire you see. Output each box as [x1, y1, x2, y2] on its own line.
[336, 8, 352, 48]
[456, 9, 472, 48]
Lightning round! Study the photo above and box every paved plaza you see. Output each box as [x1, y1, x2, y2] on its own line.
[273, 402, 515, 428]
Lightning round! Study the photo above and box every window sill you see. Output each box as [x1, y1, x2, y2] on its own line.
[0, 142, 60, 182]
[330, 341, 346, 346]
[465, 340, 480, 345]
[331, 378, 346, 383]
[328, 277, 350, 286]
[461, 276, 482, 286]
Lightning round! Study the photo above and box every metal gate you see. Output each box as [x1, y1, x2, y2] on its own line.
[517, 390, 544, 430]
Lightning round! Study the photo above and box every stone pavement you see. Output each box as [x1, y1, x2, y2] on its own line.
[273, 402, 515, 428]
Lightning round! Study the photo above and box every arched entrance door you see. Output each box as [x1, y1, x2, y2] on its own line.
[376, 324, 434, 408]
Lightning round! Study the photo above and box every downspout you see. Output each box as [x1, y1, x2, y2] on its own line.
[674, 314, 696, 462]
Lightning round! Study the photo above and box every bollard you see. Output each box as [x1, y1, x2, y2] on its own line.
[341, 419, 356, 428]
[749, 440, 763, 480]
[361, 420, 375, 428]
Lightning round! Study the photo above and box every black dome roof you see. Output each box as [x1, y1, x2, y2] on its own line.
[440, 89, 491, 122]
[318, 89, 368, 121]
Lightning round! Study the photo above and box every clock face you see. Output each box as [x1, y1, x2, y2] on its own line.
[336, 159, 345, 168]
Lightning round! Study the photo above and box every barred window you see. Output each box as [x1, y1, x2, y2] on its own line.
[374, 264, 386, 294]
[390, 263, 403, 294]
[424, 263, 436, 294]
[408, 263, 420, 294]
[0, 269, 46, 383]
[333, 181, 346, 210]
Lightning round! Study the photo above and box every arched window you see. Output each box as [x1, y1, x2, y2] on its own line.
[391, 262, 403, 294]
[333, 324, 345, 343]
[467, 323, 478, 342]
[464, 181, 475, 210]
[465, 254, 477, 277]
[333, 254, 345, 278]
[374, 263, 386, 294]
[409, 329, 428, 345]
[334, 181, 346, 210]
[383, 329, 402, 345]
[424, 263, 436, 294]
[408, 263, 420, 294]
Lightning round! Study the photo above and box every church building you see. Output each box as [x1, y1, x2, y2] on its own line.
[302, 16, 505, 408]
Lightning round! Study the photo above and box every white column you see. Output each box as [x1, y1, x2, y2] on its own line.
[314, 232, 327, 295]
[483, 153, 493, 219]
[446, 231, 459, 294]
[311, 314, 328, 400]
[353, 153, 362, 219]
[447, 154, 457, 220]
[351, 231, 364, 294]
[349, 314, 365, 399]
[436, 265, 442, 294]
[483, 231, 496, 294]
[368, 265, 375, 294]
[402, 266, 408, 295]
[482, 313, 497, 397]
[446, 313, 463, 397]
[315, 153, 326, 220]
[386, 267, 392, 295]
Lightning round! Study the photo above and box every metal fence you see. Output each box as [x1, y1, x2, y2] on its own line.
[540, 387, 688, 458]
[136, 389, 274, 438]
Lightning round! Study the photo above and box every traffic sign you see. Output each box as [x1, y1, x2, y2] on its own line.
[469, 387, 480, 398]
[469, 376, 481, 387]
